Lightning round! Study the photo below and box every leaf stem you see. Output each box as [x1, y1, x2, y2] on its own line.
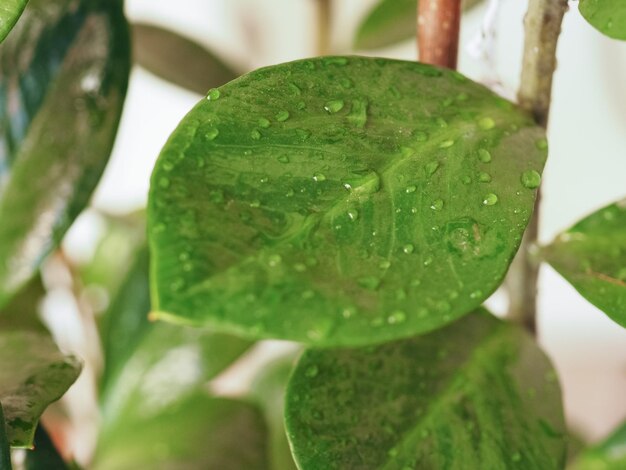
[508, 0, 568, 334]
[417, 0, 462, 69]
[316, 0, 331, 56]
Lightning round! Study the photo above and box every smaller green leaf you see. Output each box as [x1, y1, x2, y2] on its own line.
[579, 0, 626, 40]
[0, 0, 27, 43]
[24, 425, 67, 470]
[249, 354, 299, 470]
[285, 310, 567, 470]
[132, 23, 239, 95]
[542, 199, 626, 328]
[354, 0, 483, 50]
[0, 404, 11, 470]
[571, 421, 626, 469]
[93, 395, 269, 470]
[0, 331, 81, 448]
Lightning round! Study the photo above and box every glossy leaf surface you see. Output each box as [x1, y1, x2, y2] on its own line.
[579, 0, 626, 40]
[0, 331, 81, 448]
[354, 0, 483, 49]
[542, 199, 626, 328]
[285, 310, 567, 469]
[24, 425, 67, 470]
[571, 421, 626, 469]
[249, 354, 299, 470]
[0, 0, 27, 43]
[132, 23, 239, 95]
[94, 394, 268, 470]
[149, 56, 547, 346]
[0, 0, 130, 307]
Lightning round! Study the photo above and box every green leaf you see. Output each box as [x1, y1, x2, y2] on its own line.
[542, 199, 626, 328]
[0, 276, 47, 333]
[354, 0, 483, 50]
[94, 394, 269, 470]
[148, 56, 547, 347]
[579, 0, 626, 40]
[0, 331, 81, 448]
[0, 0, 131, 307]
[249, 354, 299, 470]
[132, 23, 240, 95]
[0, 404, 11, 470]
[0, 0, 27, 43]
[285, 310, 567, 470]
[24, 425, 67, 470]
[571, 421, 626, 469]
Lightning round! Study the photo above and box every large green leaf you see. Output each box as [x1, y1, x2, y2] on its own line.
[148, 56, 547, 347]
[285, 310, 567, 469]
[0, 0, 27, 43]
[24, 425, 68, 470]
[542, 199, 626, 328]
[571, 421, 626, 469]
[579, 0, 626, 40]
[132, 23, 239, 95]
[354, 0, 483, 50]
[94, 394, 269, 470]
[0, 331, 81, 448]
[0, 0, 130, 307]
[0, 404, 11, 470]
[249, 354, 299, 470]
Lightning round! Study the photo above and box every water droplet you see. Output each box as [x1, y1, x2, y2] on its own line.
[403, 244, 414, 254]
[347, 209, 359, 221]
[461, 175, 472, 184]
[288, 83, 301, 95]
[478, 117, 495, 130]
[478, 172, 492, 183]
[387, 310, 406, 324]
[470, 290, 483, 299]
[430, 199, 444, 211]
[426, 162, 440, 176]
[358, 276, 381, 290]
[162, 161, 174, 171]
[478, 149, 492, 163]
[405, 185, 417, 194]
[415, 131, 429, 142]
[250, 199, 261, 208]
[294, 263, 306, 272]
[483, 193, 498, 206]
[342, 306, 356, 318]
[205, 127, 219, 140]
[439, 140, 455, 149]
[305, 365, 319, 378]
[423, 256, 433, 266]
[324, 100, 344, 113]
[339, 77, 353, 88]
[313, 173, 326, 182]
[347, 98, 368, 128]
[158, 177, 170, 188]
[276, 110, 290, 122]
[206, 88, 221, 100]
[323, 56, 348, 66]
[258, 117, 270, 128]
[209, 189, 224, 203]
[379, 260, 391, 269]
[535, 138, 548, 150]
[296, 128, 311, 140]
[286, 188, 294, 197]
[277, 155, 290, 163]
[251, 129, 261, 140]
[521, 170, 541, 189]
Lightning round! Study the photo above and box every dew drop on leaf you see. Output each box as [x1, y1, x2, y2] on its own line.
[521, 170, 542, 189]
[483, 193, 499, 206]
[324, 100, 345, 113]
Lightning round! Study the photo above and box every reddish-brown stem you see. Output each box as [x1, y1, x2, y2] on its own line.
[417, 0, 462, 69]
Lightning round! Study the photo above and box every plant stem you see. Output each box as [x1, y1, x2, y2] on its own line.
[508, 0, 567, 334]
[417, 0, 462, 68]
[316, 0, 331, 56]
